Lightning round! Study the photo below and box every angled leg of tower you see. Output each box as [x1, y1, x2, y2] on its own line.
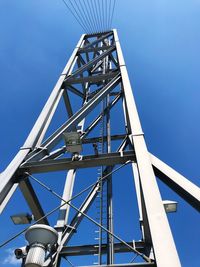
[113, 30, 181, 267]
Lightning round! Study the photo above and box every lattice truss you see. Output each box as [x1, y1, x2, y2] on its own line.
[0, 30, 199, 267]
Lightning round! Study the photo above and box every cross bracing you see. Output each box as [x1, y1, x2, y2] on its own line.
[0, 30, 199, 267]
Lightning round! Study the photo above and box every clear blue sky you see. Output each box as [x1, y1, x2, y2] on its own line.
[0, 0, 199, 266]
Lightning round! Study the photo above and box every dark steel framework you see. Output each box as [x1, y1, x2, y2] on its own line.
[0, 30, 199, 267]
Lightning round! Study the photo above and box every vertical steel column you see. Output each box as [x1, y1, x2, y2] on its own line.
[106, 94, 114, 264]
[114, 29, 181, 267]
[105, 43, 114, 264]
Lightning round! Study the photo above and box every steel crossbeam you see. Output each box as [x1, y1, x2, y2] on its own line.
[20, 151, 135, 174]
[79, 45, 114, 53]
[65, 71, 119, 85]
[60, 241, 145, 256]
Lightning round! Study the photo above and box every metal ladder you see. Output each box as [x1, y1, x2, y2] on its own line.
[93, 100, 107, 265]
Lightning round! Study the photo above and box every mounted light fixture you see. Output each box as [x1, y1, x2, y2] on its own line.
[63, 132, 82, 153]
[11, 213, 33, 225]
[163, 200, 178, 213]
[24, 224, 58, 267]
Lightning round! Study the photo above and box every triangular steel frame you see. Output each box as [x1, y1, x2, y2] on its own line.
[0, 30, 199, 267]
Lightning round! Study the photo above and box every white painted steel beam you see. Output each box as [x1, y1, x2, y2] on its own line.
[113, 29, 181, 267]
[0, 35, 85, 213]
[150, 153, 200, 212]
[19, 179, 49, 225]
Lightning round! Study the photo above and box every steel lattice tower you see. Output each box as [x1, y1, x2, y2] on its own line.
[0, 30, 199, 267]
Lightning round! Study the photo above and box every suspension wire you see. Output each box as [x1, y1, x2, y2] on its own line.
[108, 0, 112, 29]
[110, 0, 116, 29]
[102, 0, 105, 31]
[86, 0, 98, 33]
[90, 0, 99, 33]
[73, 0, 92, 33]
[97, 0, 103, 32]
[61, 0, 87, 32]
[78, 0, 93, 33]
[61, 0, 117, 33]
[108, 0, 112, 30]
[90, 0, 100, 33]
[28, 173, 151, 263]
[93, 0, 101, 33]
[73, 0, 90, 31]
[105, 0, 108, 30]
[0, 162, 131, 249]
[105, 0, 108, 31]
[83, 0, 96, 33]
[68, 0, 90, 32]
[92, 0, 100, 32]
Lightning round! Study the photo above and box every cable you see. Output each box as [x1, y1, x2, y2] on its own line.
[97, 0, 103, 32]
[0, 202, 67, 248]
[130, 254, 139, 263]
[110, 0, 116, 29]
[63, 257, 75, 267]
[93, 0, 100, 33]
[108, 0, 112, 30]
[61, 0, 117, 33]
[61, 0, 87, 32]
[102, 0, 105, 30]
[0, 161, 131, 249]
[90, 0, 99, 33]
[28, 173, 151, 263]
[86, 0, 96, 33]
[83, 0, 95, 33]
[68, 0, 90, 32]
[78, 0, 93, 33]
[73, 0, 91, 33]
[105, 0, 108, 31]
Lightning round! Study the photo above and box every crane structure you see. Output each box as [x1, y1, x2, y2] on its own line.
[0, 29, 199, 267]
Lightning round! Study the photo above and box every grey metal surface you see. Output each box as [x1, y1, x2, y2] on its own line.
[20, 151, 135, 174]
[60, 241, 145, 256]
[19, 179, 49, 225]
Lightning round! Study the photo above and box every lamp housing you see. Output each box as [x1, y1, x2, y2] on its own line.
[24, 224, 58, 267]
[63, 132, 82, 153]
[163, 200, 178, 213]
[11, 213, 33, 225]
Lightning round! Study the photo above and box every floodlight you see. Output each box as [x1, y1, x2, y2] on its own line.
[11, 213, 33, 225]
[24, 224, 58, 267]
[63, 132, 82, 153]
[163, 200, 178, 213]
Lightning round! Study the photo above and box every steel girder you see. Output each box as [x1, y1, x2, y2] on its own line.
[0, 30, 199, 267]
